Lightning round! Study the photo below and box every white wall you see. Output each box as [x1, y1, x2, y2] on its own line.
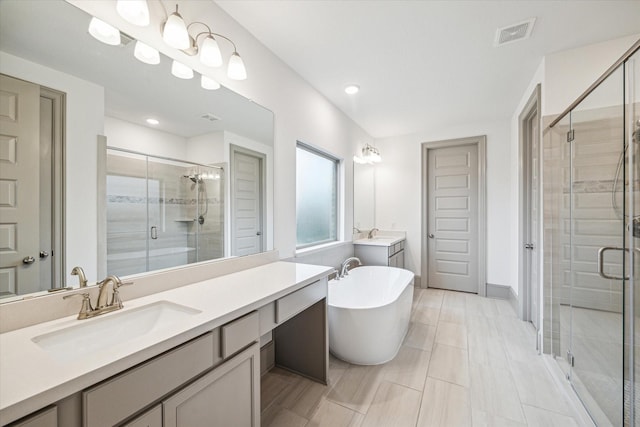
[375, 120, 511, 286]
[544, 34, 639, 116]
[70, 0, 374, 260]
[104, 116, 188, 160]
[0, 51, 104, 286]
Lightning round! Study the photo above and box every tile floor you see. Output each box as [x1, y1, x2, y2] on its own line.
[261, 287, 588, 427]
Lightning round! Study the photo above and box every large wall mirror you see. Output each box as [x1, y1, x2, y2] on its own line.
[353, 162, 375, 231]
[0, 0, 274, 301]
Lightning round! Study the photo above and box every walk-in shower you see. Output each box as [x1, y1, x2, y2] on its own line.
[544, 41, 639, 426]
[105, 148, 225, 277]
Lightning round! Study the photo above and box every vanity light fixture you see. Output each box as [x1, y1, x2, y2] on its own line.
[201, 74, 221, 90]
[354, 143, 382, 164]
[227, 51, 247, 81]
[171, 60, 194, 79]
[134, 41, 160, 65]
[162, 5, 190, 49]
[88, 17, 121, 46]
[116, 0, 150, 27]
[146, 118, 160, 125]
[345, 84, 360, 95]
[183, 22, 247, 81]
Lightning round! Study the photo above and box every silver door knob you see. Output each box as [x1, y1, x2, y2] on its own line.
[428, 233, 434, 239]
[22, 256, 36, 265]
[524, 243, 534, 250]
[40, 251, 49, 259]
[256, 231, 262, 236]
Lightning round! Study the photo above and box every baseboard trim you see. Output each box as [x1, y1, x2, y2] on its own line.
[509, 286, 518, 314]
[486, 283, 511, 299]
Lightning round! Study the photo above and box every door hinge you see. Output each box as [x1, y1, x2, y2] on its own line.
[566, 349, 575, 367]
[566, 129, 575, 143]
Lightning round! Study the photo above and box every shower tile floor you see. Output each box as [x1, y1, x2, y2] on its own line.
[260, 288, 587, 427]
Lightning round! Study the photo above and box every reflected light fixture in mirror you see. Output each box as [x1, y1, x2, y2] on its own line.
[88, 17, 120, 46]
[116, 0, 150, 27]
[171, 60, 194, 79]
[201, 74, 221, 90]
[134, 40, 160, 64]
[162, 5, 190, 49]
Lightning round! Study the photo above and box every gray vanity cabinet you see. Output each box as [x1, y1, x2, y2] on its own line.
[355, 240, 405, 268]
[163, 343, 260, 427]
[82, 312, 260, 427]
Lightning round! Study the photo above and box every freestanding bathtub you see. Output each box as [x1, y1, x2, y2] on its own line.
[328, 266, 414, 365]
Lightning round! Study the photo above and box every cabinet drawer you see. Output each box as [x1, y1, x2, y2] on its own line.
[221, 311, 259, 359]
[122, 405, 161, 427]
[258, 302, 277, 335]
[83, 332, 217, 427]
[275, 279, 327, 323]
[9, 406, 57, 427]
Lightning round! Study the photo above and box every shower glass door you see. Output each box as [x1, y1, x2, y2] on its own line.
[106, 149, 225, 277]
[569, 65, 625, 426]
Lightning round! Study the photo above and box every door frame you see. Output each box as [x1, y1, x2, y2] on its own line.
[40, 87, 65, 289]
[421, 135, 487, 295]
[229, 144, 266, 256]
[518, 84, 542, 323]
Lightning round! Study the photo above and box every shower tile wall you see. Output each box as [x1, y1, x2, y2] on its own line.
[563, 117, 624, 314]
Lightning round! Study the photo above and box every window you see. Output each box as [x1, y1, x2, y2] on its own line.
[296, 142, 339, 248]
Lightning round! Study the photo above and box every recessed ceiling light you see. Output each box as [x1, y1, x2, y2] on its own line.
[146, 118, 159, 125]
[345, 84, 360, 95]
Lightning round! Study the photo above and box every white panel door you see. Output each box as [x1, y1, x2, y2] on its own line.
[232, 150, 263, 256]
[428, 144, 478, 292]
[0, 74, 40, 296]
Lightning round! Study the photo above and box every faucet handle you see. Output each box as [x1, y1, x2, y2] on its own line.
[109, 280, 133, 309]
[63, 292, 94, 320]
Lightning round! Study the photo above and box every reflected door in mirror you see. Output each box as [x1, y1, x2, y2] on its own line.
[0, 74, 61, 297]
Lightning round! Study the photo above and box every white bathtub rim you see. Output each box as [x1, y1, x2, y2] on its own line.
[328, 268, 414, 310]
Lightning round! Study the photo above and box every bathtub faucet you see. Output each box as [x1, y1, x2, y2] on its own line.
[340, 257, 362, 278]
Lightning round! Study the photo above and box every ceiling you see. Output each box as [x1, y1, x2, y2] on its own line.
[216, 1, 640, 139]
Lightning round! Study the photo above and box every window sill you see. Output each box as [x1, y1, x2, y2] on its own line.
[295, 241, 351, 257]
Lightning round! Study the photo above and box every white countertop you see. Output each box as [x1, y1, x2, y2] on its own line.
[353, 236, 405, 247]
[0, 261, 332, 424]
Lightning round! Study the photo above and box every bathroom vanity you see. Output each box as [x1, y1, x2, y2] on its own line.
[0, 261, 332, 426]
[354, 233, 406, 268]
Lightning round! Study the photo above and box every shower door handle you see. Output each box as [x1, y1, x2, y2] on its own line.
[150, 226, 158, 240]
[597, 246, 627, 280]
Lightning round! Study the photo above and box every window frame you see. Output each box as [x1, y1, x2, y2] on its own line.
[295, 141, 342, 250]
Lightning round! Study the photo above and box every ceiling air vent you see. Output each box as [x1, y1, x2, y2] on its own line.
[201, 113, 221, 122]
[495, 18, 536, 46]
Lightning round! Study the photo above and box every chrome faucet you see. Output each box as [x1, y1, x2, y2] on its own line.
[64, 274, 133, 320]
[71, 266, 88, 288]
[340, 257, 362, 278]
[367, 228, 379, 239]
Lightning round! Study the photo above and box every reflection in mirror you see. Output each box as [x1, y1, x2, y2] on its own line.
[0, 0, 274, 300]
[353, 162, 375, 231]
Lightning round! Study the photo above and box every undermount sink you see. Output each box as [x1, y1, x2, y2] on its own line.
[32, 301, 201, 361]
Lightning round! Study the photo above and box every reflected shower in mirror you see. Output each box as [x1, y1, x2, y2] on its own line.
[0, 0, 274, 300]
